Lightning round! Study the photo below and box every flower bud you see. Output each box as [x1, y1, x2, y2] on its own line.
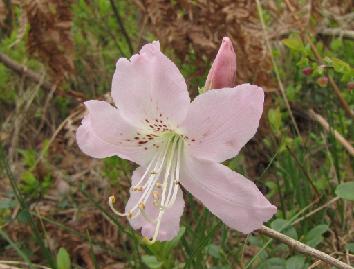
[347, 81, 354, 91]
[302, 67, 313, 76]
[204, 37, 236, 91]
[316, 76, 328, 87]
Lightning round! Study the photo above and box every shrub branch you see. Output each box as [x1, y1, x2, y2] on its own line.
[258, 225, 353, 269]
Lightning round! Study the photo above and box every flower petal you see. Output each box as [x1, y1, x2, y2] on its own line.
[126, 167, 185, 241]
[76, 100, 159, 166]
[180, 84, 264, 163]
[112, 41, 190, 129]
[180, 154, 276, 234]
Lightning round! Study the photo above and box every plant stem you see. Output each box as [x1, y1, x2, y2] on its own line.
[258, 225, 353, 269]
[109, 0, 134, 55]
[308, 109, 354, 157]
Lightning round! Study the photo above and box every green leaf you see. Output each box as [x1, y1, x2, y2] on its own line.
[335, 182, 354, 201]
[268, 108, 282, 134]
[304, 225, 328, 247]
[259, 257, 286, 269]
[282, 35, 305, 53]
[0, 199, 16, 209]
[330, 39, 343, 50]
[286, 255, 305, 269]
[206, 244, 222, 259]
[56, 247, 71, 269]
[345, 243, 354, 253]
[147, 226, 186, 259]
[286, 85, 301, 102]
[271, 219, 298, 240]
[163, 226, 185, 252]
[18, 149, 37, 168]
[141, 255, 163, 269]
[17, 209, 31, 224]
[325, 57, 352, 74]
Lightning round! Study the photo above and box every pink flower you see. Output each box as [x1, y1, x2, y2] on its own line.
[76, 41, 276, 243]
[204, 37, 236, 90]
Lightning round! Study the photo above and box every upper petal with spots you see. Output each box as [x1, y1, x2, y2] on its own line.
[76, 100, 161, 166]
[111, 41, 190, 129]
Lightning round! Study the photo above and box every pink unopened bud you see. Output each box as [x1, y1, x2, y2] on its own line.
[204, 37, 236, 90]
[316, 76, 328, 87]
[347, 81, 354, 91]
[302, 67, 313, 76]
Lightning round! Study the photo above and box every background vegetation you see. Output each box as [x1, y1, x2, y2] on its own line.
[0, 0, 353, 268]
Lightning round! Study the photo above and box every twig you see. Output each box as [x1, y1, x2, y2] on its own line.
[109, 0, 134, 55]
[318, 28, 354, 40]
[0, 52, 84, 100]
[258, 225, 353, 269]
[0, 260, 51, 269]
[0, 52, 53, 91]
[245, 198, 320, 268]
[292, 197, 340, 226]
[308, 109, 354, 157]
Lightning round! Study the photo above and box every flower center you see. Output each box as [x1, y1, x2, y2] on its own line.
[109, 132, 184, 243]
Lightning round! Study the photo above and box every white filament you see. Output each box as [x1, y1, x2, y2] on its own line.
[109, 133, 183, 243]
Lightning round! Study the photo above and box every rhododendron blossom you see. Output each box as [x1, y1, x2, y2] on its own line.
[76, 39, 277, 243]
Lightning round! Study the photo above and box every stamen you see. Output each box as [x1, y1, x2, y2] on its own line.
[145, 210, 164, 244]
[124, 137, 172, 217]
[166, 137, 182, 208]
[108, 132, 184, 242]
[130, 149, 163, 189]
[108, 196, 127, 217]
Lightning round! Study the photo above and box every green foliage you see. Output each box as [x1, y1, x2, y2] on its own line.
[144, 227, 185, 268]
[303, 225, 329, 248]
[282, 34, 306, 53]
[103, 156, 131, 184]
[271, 219, 297, 240]
[268, 108, 283, 135]
[258, 257, 286, 269]
[56, 248, 71, 269]
[17, 144, 53, 198]
[324, 56, 354, 82]
[285, 255, 306, 269]
[142, 255, 163, 269]
[346, 243, 354, 253]
[335, 182, 354, 201]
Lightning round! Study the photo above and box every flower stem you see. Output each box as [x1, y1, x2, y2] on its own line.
[258, 225, 353, 269]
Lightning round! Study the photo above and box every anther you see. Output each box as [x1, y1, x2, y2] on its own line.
[153, 191, 159, 199]
[108, 196, 127, 217]
[138, 202, 145, 210]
